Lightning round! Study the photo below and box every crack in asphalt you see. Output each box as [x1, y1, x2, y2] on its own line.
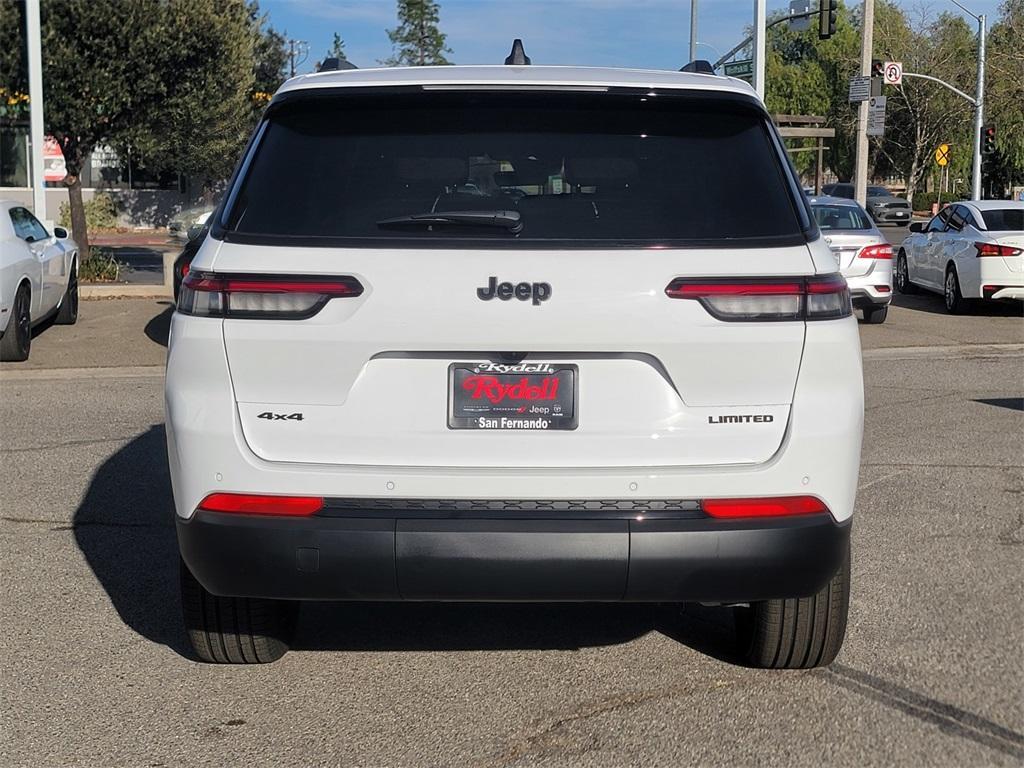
[0, 515, 171, 532]
[0, 436, 139, 454]
[484, 680, 737, 767]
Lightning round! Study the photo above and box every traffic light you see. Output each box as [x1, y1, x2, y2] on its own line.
[982, 125, 996, 155]
[871, 59, 884, 78]
[819, 0, 838, 39]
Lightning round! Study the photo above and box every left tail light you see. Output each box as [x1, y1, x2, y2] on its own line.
[858, 244, 893, 260]
[178, 272, 363, 319]
[975, 242, 1023, 258]
[665, 275, 851, 321]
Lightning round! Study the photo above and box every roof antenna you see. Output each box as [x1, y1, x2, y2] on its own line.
[318, 57, 358, 72]
[504, 39, 531, 65]
[680, 60, 714, 74]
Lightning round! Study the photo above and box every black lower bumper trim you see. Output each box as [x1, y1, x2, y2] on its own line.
[177, 510, 850, 603]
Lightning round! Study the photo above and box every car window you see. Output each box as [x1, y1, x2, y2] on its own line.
[812, 204, 872, 230]
[9, 207, 49, 242]
[947, 206, 967, 232]
[222, 91, 809, 247]
[980, 208, 1024, 231]
[925, 208, 951, 233]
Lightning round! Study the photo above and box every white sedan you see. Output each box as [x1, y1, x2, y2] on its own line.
[0, 199, 79, 361]
[896, 200, 1024, 313]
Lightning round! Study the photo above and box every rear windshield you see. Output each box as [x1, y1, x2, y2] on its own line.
[220, 91, 809, 247]
[980, 208, 1024, 231]
[812, 204, 872, 230]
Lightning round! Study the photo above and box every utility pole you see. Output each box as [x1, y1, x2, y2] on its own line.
[26, 0, 46, 221]
[971, 13, 986, 200]
[853, 0, 874, 208]
[752, 0, 767, 99]
[287, 38, 309, 78]
[689, 0, 698, 62]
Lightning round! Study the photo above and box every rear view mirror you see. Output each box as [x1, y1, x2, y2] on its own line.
[53, 226, 69, 239]
[909, 222, 924, 233]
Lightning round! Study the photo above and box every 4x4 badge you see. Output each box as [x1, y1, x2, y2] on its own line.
[477, 276, 551, 306]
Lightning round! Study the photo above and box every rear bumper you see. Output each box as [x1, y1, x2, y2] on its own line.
[986, 286, 1024, 301]
[177, 506, 850, 603]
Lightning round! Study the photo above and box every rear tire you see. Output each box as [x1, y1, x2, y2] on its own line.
[735, 542, 850, 669]
[55, 260, 78, 325]
[0, 283, 31, 362]
[180, 558, 298, 663]
[861, 305, 888, 324]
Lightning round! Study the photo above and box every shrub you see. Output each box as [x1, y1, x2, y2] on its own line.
[58, 193, 118, 231]
[79, 247, 119, 282]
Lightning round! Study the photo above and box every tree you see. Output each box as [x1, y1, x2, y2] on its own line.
[985, 0, 1024, 185]
[382, 0, 452, 66]
[251, 1, 288, 111]
[0, 0, 262, 259]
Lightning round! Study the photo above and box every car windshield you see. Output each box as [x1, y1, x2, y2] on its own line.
[980, 208, 1024, 231]
[812, 204, 872, 230]
[867, 187, 889, 196]
[221, 91, 808, 247]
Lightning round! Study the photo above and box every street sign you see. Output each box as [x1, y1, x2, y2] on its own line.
[723, 59, 753, 79]
[848, 75, 871, 103]
[788, 0, 811, 31]
[883, 61, 903, 85]
[867, 96, 887, 136]
[935, 143, 950, 166]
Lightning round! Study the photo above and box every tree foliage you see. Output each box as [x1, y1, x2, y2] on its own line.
[0, 0, 286, 256]
[764, 0, 1023, 197]
[382, 0, 452, 66]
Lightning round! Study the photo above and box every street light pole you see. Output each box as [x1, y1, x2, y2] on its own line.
[971, 14, 985, 200]
[25, 0, 46, 221]
[752, 0, 767, 99]
[689, 0, 698, 63]
[853, 0, 874, 208]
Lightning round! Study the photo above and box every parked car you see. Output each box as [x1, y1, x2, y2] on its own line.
[822, 183, 912, 227]
[896, 200, 1024, 313]
[172, 222, 209, 302]
[168, 204, 215, 242]
[0, 200, 79, 361]
[808, 196, 892, 323]
[168, 59, 862, 668]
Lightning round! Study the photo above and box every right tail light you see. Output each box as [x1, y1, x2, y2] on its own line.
[665, 275, 851, 321]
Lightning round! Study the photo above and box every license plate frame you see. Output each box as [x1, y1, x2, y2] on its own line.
[447, 362, 578, 431]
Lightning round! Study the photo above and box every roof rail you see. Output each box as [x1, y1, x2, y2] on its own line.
[680, 60, 714, 74]
[318, 57, 358, 73]
[504, 39, 531, 65]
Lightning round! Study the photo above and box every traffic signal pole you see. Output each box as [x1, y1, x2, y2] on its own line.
[971, 13, 985, 200]
[853, 0, 874, 208]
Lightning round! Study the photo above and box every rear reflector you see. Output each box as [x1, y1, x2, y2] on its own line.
[666, 275, 851, 321]
[178, 272, 363, 319]
[858, 244, 893, 260]
[702, 496, 828, 519]
[198, 493, 323, 516]
[975, 242, 1023, 257]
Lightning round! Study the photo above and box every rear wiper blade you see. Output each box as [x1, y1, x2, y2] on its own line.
[377, 210, 522, 234]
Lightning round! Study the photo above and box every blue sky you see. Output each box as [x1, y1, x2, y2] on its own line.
[261, 0, 1002, 74]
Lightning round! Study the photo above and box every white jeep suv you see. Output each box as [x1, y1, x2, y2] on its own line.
[166, 63, 863, 667]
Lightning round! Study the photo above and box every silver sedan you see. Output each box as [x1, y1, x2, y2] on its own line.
[808, 195, 893, 324]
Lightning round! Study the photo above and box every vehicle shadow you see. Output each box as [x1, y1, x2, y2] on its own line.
[890, 292, 1024, 317]
[143, 303, 174, 347]
[73, 427, 742, 661]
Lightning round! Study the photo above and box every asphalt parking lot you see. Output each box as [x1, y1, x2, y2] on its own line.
[1, 289, 1022, 766]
